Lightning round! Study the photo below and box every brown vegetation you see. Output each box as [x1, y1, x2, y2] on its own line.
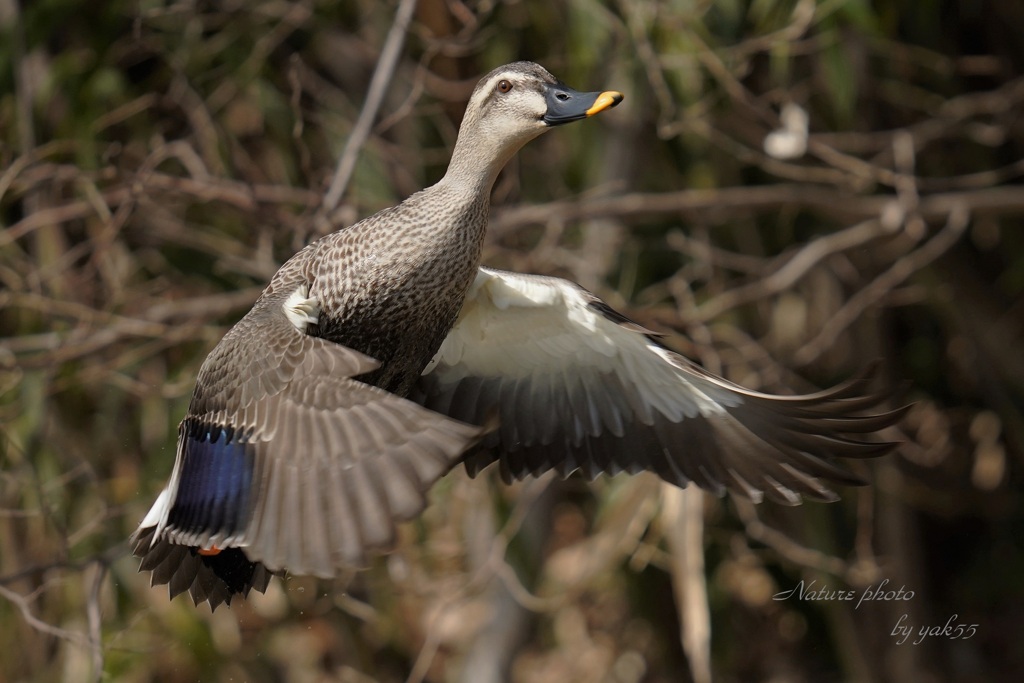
[1, 1, 1022, 681]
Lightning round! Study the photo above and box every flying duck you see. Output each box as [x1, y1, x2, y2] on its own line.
[133, 62, 904, 609]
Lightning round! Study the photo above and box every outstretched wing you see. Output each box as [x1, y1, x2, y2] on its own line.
[414, 267, 905, 505]
[135, 283, 485, 607]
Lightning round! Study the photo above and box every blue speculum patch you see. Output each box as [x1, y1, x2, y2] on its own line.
[169, 421, 253, 537]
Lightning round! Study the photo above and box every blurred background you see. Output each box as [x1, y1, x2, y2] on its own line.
[1, 0, 1022, 681]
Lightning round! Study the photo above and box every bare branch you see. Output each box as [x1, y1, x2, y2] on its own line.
[794, 204, 970, 365]
[321, 0, 420, 216]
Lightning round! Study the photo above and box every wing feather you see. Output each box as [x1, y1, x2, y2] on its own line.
[135, 284, 487, 605]
[415, 267, 905, 504]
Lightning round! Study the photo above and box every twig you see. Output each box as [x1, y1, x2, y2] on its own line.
[0, 583, 90, 648]
[86, 562, 105, 683]
[615, 0, 677, 130]
[487, 185, 1024, 238]
[794, 204, 970, 365]
[732, 497, 850, 578]
[663, 485, 712, 683]
[1, 171, 319, 248]
[696, 217, 894, 322]
[321, 0, 419, 216]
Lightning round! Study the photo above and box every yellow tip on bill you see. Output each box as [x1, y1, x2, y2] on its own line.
[586, 91, 625, 116]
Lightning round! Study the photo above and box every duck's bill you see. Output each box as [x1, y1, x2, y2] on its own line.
[542, 85, 624, 125]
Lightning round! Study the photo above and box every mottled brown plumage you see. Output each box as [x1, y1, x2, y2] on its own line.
[133, 62, 904, 610]
[133, 62, 626, 607]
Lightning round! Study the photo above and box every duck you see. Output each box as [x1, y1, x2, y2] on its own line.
[133, 61, 905, 609]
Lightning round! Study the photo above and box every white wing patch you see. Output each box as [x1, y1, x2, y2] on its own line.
[415, 266, 900, 503]
[283, 284, 321, 332]
[424, 266, 730, 421]
[140, 487, 172, 545]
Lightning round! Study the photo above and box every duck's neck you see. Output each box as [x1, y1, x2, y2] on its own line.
[437, 126, 539, 197]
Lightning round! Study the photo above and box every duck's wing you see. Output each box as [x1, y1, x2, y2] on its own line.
[414, 267, 906, 505]
[133, 283, 484, 608]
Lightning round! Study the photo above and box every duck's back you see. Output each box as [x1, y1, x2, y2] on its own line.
[265, 185, 490, 394]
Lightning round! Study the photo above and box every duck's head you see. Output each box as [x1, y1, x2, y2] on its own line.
[466, 62, 623, 129]
[444, 62, 623, 189]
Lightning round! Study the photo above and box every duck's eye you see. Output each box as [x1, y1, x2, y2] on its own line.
[496, 79, 513, 94]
